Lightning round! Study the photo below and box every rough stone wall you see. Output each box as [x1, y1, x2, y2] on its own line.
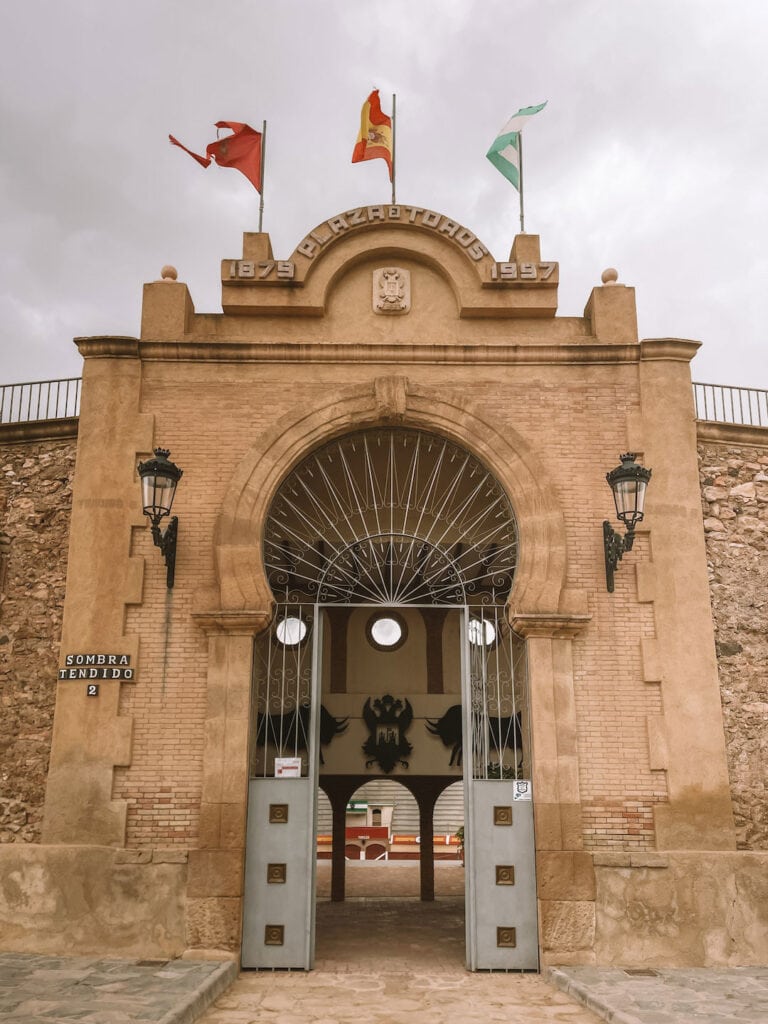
[699, 437, 768, 849]
[0, 436, 76, 843]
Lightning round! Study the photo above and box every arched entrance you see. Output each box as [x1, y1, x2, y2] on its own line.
[241, 427, 537, 971]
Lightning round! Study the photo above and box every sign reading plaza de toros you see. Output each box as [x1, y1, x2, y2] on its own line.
[223, 205, 558, 287]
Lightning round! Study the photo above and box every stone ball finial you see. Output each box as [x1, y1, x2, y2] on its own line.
[601, 267, 619, 285]
[160, 265, 178, 282]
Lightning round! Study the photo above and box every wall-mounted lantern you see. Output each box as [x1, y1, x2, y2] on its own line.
[137, 447, 183, 588]
[603, 452, 652, 593]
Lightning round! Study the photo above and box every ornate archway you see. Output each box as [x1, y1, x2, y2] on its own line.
[263, 426, 518, 606]
[212, 376, 568, 619]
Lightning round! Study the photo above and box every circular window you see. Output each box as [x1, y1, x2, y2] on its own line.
[275, 616, 308, 646]
[366, 611, 408, 652]
[468, 617, 497, 647]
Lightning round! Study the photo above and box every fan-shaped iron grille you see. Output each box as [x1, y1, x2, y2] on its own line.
[264, 428, 517, 605]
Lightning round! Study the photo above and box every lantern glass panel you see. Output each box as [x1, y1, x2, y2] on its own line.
[141, 473, 177, 519]
[613, 478, 647, 526]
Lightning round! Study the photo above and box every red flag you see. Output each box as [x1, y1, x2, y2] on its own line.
[169, 134, 211, 169]
[169, 121, 263, 192]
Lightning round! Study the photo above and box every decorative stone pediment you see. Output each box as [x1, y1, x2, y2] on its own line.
[218, 210, 559, 319]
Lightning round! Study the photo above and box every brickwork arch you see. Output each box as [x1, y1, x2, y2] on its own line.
[213, 376, 568, 619]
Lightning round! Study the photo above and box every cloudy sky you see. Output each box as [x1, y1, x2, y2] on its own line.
[1, 1, 766, 389]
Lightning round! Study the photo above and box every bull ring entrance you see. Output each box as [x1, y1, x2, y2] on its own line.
[241, 427, 538, 970]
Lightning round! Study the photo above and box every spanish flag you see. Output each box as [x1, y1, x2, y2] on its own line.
[351, 90, 393, 181]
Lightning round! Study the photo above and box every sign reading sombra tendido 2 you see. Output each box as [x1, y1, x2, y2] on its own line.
[59, 654, 134, 681]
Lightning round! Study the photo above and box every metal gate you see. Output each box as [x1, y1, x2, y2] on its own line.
[242, 602, 537, 970]
[241, 602, 324, 969]
[461, 605, 537, 970]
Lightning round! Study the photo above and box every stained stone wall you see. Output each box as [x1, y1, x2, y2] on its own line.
[0, 435, 76, 843]
[699, 435, 768, 850]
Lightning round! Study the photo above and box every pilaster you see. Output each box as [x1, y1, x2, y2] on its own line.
[42, 356, 153, 845]
[186, 609, 270, 953]
[510, 612, 596, 965]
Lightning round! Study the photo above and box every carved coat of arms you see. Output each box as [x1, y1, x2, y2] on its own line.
[362, 693, 413, 772]
[373, 267, 411, 314]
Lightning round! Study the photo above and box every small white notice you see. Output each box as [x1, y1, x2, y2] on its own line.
[275, 757, 302, 778]
[513, 780, 532, 801]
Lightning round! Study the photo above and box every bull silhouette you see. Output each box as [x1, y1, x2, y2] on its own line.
[255, 703, 348, 765]
[425, 704, 523, 770]
[425, 704, 464, 766]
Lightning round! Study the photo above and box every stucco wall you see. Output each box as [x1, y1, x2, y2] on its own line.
[0, 435, 76, 843]
[698, 434, 768, 850]
[0, 845, 187, 957]
[593, 851, 768, 967]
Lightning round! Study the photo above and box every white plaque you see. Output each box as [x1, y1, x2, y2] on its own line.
[275, 757, 302, 778]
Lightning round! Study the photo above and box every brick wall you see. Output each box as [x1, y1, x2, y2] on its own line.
[4, 421, 764, 855]
[0, 435, 76, 843]
[699, 436, 768, 850]
[111, 364, 669, 850]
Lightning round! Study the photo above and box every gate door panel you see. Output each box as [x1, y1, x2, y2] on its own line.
[462, 606, 538, 970]
[242, 604, 322, 969]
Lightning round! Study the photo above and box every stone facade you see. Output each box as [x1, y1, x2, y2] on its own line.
[0, 212, 766, 967]
[0, 435, 76, 843]
[2, 433, 763, 859]
[699, 433, 768, 850]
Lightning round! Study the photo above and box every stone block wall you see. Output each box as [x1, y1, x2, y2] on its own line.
[699, 435, 768, 850]
[0, 435, 76, 843]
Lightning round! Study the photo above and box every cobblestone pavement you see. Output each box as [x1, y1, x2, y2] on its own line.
[0, 953, 236, 1024]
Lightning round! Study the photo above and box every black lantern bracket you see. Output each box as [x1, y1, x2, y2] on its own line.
[603, 452, 652, 593]
[137, 447, 183, 589]
[603, 519, 636, 593]
[150, 514, 178, 589]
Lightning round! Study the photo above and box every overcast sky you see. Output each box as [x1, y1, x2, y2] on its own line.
[1, 1, 766, 389]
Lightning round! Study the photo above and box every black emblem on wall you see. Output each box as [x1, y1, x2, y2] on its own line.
[426, 704, 523, 769]
[255, 704, 348, 765]
[425, 704, 464, 765]
[362, 694, 413, 773]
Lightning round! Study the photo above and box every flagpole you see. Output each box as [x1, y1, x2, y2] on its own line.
[518, 129, 525, 233]
[391, 93, 397, 205]
[258, 119, 267, 232]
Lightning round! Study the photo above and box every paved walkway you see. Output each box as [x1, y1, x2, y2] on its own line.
[199, 896, 600, 1024]
[0, 953, 236, 1024]
[548, 965, 768, 1024]
[199, 885, 768, 1024]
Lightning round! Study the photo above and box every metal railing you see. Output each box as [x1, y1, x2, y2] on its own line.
[693, 382, 768, 427]
[1, 376, 766, 430]
[0, 378, 81, 424]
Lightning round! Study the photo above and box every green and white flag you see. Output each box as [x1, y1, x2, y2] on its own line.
[486, 102, 547, 190]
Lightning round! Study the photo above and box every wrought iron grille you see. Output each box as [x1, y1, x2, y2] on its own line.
[249, 603, 316, 779]
[264, 428, 518, 605]
[466, 606, 529, 781]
